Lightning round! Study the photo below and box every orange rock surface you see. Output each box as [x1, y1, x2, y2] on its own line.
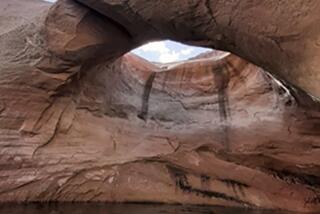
[0, 0, 320, 213]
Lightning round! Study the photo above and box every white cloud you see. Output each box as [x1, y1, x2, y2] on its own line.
[158, 52, 181, 63]
[135, 41, 198, 63]
[132, 40, 214, 63]
[180, 48, 194, 56]
[140, 41, 170, 54]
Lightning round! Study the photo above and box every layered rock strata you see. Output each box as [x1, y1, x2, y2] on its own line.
[0, 0, 320, 213]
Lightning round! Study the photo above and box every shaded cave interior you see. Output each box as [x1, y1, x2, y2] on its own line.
[31, 0, 320, 157]
[43, 0, 319, 116]
[2, 0, 320, 211]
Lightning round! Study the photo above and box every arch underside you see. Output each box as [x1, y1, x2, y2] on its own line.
[0, 0, 320, 212]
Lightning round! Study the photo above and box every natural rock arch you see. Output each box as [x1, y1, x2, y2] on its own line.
[0, 0, 320, 213]
[44, 0, 320, 99]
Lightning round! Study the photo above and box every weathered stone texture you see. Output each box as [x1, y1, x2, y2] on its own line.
[0, 0, 320, 213]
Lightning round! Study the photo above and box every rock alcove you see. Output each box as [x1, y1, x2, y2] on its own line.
[0, 0, 320, 213]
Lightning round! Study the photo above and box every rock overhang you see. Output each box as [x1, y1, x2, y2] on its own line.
[67, 0, 320, 100]
[0, 0, 320, 212]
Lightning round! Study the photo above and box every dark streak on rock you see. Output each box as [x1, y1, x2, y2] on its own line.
[220, 179, 249, 188]
[0, 100, 5, 115]
[269, 169, 320, 188]
[215, 69, 230, 121]
[201, 174, 211, 190]
[306, 193, 320, 205]
[138, 72, 156, 120]
[167, 165, 252, 206]
[312, 145, 320, 149]
[212, 64, 230, 148]
[220, 179, 248, 197]
[201, 174, 211, 183]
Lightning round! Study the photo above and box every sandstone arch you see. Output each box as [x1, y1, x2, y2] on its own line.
[0, 0, 320, 212]
[46, 0, 320, 99]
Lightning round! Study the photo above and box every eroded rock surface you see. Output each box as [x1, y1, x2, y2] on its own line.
[77, 0, 320, 99]
[0, 0, 320, 213]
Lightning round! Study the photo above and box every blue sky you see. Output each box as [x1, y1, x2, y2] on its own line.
[42, 1, 211, 63]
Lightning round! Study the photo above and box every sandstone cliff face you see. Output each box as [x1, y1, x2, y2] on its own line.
[1, 0, 320, 213]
